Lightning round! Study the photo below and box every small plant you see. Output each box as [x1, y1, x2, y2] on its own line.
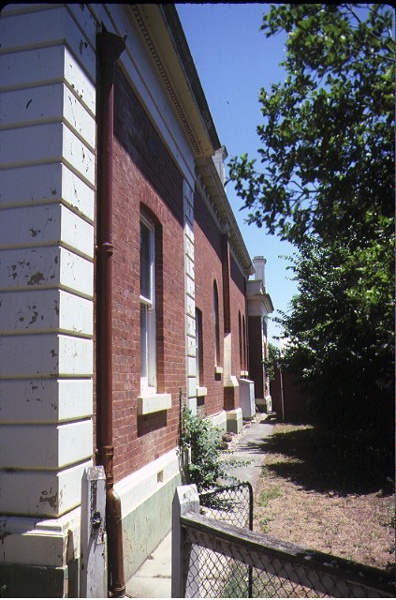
[180, 405, 249, 495]
[222, 563, 250, 598]
[181, 405, 230, 491]
[258, 485, 281, 507]
[262, 343, 281, 381]
[259, 516, 273, 533]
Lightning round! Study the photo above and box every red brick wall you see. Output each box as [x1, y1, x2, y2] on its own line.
[194, 188, 224, 417]
[94, 66, 186, 482]
[194, 189, 248, 416]
[229, 252, 247, 381]
[248, 315, 264, 398]
[221, 235, 231, 335]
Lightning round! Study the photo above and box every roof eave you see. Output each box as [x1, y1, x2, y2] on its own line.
[129, 4, 220, 158]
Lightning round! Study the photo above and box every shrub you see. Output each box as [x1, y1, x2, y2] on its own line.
[181, 405, 248, 494]
[181, 406, 227, 492]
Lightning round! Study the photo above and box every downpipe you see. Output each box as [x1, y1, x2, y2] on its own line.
[96, 28, 126, 598]
[98, 444, 125, 598]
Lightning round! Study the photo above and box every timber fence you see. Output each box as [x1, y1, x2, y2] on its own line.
[172, 484, 395, 598]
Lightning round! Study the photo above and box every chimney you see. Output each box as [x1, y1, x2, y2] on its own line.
[253, 256, 266, 286]
[212, 145, 228, 186]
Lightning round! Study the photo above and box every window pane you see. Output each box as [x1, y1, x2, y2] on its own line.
[213, 282, 220, 365]
[140, 221, 151, 300]
[196, 308, 203, 385]
[140, 304, 147, 378]
[140, 216, 156, 391]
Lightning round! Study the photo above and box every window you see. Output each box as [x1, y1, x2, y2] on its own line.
[140, 216, 156, 391]
[196, 308, 203, 386]
[213, 281, 220, 367]
[238, 311, 243, 371]
[242, 314, 247, 372]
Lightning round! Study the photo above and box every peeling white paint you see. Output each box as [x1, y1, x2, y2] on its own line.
[0, 5, 96, 566]
[1, 7, 96, 81]
[0, 84, 64, 128]
[0, 461, 92, 518]
[0, 334, 92, 378]
[0, 289, 93, 335]
[0, 421, 93, 469]
[0, 378, 93, 423]
[0, 163, 94, 221]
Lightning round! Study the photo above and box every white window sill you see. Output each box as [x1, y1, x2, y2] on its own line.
[137, 393, 172, 415]
[214, 366, 223, 375]
[240, 370, 249, 378]
[196, 386, 207, 398]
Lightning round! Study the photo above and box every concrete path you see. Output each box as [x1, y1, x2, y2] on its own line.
[125, 414, 274, 598]
[224, 414, 274, 490]
[125, 532, 172, 598]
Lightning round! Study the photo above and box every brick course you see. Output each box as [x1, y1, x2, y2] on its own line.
[229, 252, 248, 379]
[95, 66, 186, 482]
[194, 187, 248, 418]
[194, 187, 224, 417]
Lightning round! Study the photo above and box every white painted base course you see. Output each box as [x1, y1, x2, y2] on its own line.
[0, 506, 81, 567]
[116, 448, 180, 517]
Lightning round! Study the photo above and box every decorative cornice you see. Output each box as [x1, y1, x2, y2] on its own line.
[130, 5, 211, 158]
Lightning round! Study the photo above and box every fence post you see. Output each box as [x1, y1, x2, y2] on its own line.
[80, 466, 107, 598]
[171, 484, 200, 598]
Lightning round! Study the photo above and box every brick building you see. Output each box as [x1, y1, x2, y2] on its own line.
[247, 257, 274, 414]
[0, 4, 272, 596]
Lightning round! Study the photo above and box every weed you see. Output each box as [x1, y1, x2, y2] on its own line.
[259, 516, 273, 533]
[222, 563, 250, 598]
[258, 486, 281, 507]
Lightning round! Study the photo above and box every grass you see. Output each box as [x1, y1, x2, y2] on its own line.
[253, 422, 395, 572]
[258, 485, 281, 507]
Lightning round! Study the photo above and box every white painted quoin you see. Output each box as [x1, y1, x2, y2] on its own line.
[0, 3, 96, 594]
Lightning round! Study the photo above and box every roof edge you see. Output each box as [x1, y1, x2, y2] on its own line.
[160, 5, 221, 152]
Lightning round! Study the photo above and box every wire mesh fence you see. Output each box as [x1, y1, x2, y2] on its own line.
[197, 483, 254, 597]
[181, 510, 394, 598]
[199, 482, 253, 530]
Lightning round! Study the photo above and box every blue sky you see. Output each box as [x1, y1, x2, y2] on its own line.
[176, 3, 298, 343]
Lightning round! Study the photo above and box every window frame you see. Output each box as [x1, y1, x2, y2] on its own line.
[213, 281, 221, 368]
[195, 307, 204, 386]
[238, 311, 243, 371]
[140, 215, 156, 392]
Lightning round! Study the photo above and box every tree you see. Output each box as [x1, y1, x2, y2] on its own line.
[278, 229, 394, 428]
[228, 4, 394, 454]
[228, 4, 394, 245]
[278, 227, 394, 476]
[263, 342, 281, 381]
